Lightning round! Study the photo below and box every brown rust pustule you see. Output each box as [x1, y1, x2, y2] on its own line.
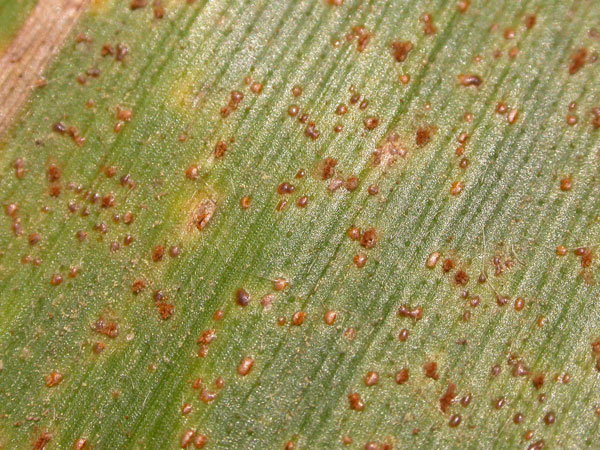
[395, 368, 409, 384]
[360, 228, 378, 249]
[348, 392, 365, 411]
[236, 289, 250, 306]
[93, 318, 118, 338]
[398, 305, 422, 320]
[237, 356, 254, 376]
[424, 361, 439, 380]
[440, 383, 457, 412]
[304, 122, 321, 141]
[569, 48, 587, 74]
[391, 41, 413, 62]
[458, 74, 482, 87]
[416, 127, 433, 147]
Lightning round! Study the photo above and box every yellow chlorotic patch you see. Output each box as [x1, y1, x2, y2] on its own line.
[168, 72, 207, 112]
[90, 0, 114, 15]
[171, 188, 220, 240]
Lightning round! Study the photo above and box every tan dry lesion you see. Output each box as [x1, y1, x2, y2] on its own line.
[179, 192, 218, 234]
[192, 198, 217, 231]
[372, 133, 408, 167]
[372, 123, 437, 168]
[0, 0, 90, 137]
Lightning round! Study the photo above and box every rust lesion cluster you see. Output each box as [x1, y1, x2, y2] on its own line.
[372, 134, 408, 167]
[345, 26, 371, 53]
[347, 226, 379, 268]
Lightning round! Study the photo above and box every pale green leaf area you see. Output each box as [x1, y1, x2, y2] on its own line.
[0, 0, 600, 449]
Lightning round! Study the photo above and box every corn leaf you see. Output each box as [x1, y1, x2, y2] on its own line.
[0, 1, 599, 449]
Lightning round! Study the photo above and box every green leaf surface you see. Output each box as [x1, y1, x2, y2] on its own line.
[1, 0, 600, 449]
